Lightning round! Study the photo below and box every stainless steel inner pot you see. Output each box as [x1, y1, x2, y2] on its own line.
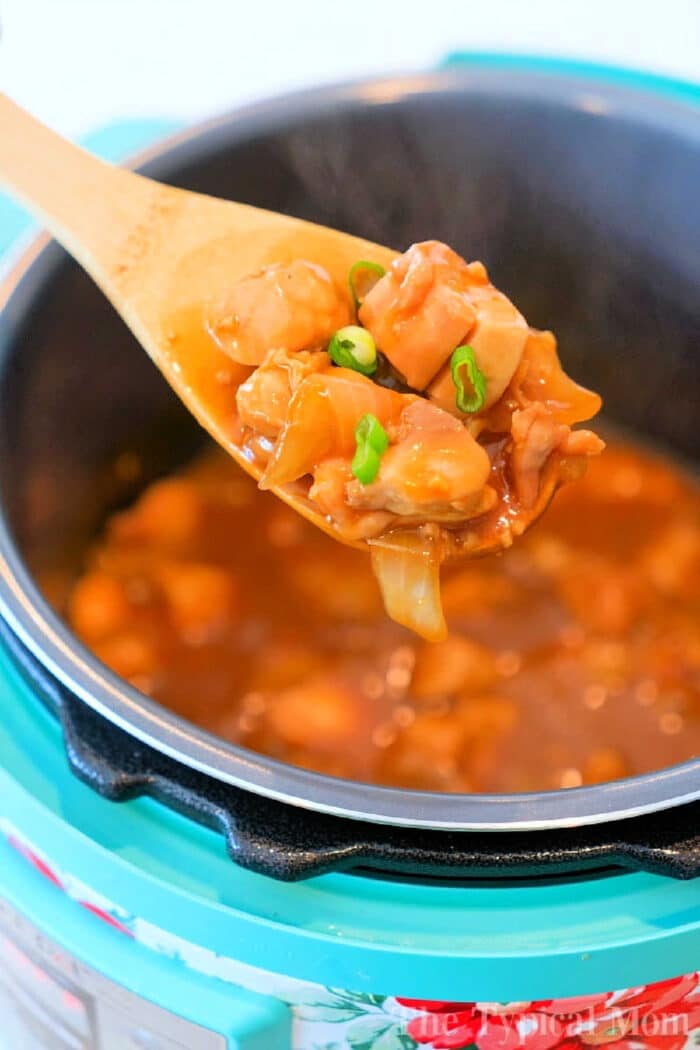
[1, 67, 699, 833]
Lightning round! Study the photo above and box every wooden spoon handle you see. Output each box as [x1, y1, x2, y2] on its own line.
[0, 92, 159, 279]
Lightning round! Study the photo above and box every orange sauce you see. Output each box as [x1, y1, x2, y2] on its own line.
[66, 439, 700, 793]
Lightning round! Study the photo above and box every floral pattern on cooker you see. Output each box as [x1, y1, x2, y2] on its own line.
[2, 820, 699, 1050]
[395, 984, 700, 1050]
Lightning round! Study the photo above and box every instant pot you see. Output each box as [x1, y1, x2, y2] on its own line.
[0, 57, 699, 1050]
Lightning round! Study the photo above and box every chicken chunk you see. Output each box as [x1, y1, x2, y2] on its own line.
[346, 400, 494, 519]
[359, 241, 528, 408]
[207, 260, 351, 365]
[309, 459, 395, 540]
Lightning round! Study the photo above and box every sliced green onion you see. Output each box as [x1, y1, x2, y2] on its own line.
[328, 325, 378, 376]
[349, 260, 386, 312]
[451, 344, 487, 414]
[351, 413, 389, 485]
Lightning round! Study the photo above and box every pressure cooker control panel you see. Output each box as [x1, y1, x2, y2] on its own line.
[0, 896, 227, 1050]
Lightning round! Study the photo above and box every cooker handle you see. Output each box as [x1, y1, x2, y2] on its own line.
[4, 619, 699, 883]
[58, 688, 700, 882]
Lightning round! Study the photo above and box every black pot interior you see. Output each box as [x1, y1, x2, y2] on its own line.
[2, 80, 699, 590]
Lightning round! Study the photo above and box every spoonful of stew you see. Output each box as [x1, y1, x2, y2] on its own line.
[0, 94, 603, 640]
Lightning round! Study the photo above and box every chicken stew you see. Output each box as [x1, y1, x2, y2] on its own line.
[67, 439, 700, 794]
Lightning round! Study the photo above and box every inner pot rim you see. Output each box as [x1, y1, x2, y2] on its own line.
[1, 67, 699, 833]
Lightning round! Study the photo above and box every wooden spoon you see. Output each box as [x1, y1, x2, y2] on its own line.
[1, 95, 587, 642]
[0, 92, 397, 543]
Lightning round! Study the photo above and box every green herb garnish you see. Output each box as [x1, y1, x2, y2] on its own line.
[328, 325, 378, 376]
[349, 260, 386, 312]
[450, 344, 487, 413]
[351, 413, 389, 485]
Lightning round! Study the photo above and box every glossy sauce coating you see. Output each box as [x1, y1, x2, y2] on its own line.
[68, 440, 700, 793]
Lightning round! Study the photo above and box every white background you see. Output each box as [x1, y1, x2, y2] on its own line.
[1, 0, 699, 137]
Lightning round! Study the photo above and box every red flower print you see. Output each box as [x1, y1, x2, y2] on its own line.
[397, 973, 700, 1050]
[79, 901, 134, 938]
[7, 835, 64, 889]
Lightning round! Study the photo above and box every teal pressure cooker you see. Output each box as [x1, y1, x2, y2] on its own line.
[0, 57, 699, 1050]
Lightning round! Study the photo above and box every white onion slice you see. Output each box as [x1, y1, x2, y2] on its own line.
[369, 528, 447, 642]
